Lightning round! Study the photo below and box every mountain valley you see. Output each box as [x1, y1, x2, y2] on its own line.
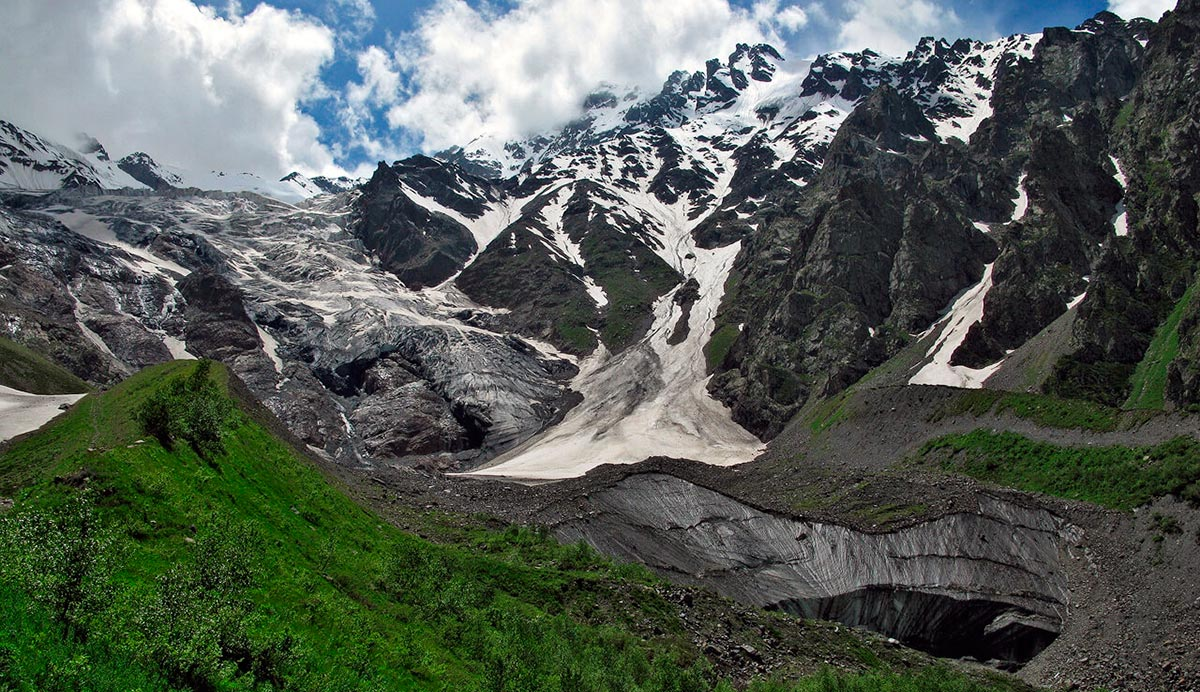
[3, 2, 1200, 690]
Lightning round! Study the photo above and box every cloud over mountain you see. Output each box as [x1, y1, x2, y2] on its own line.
[0, 0, 337, 177]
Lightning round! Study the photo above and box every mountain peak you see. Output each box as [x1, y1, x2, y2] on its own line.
[75, 133, 110, 161]
[730, 42, 784, 82]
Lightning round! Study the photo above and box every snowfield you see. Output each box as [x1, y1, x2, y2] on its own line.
[0, 385, 85, 443]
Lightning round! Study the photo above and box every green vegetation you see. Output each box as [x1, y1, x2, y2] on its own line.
[806, 390, 852, 435]
[0, 336, 90, 395]
[0, 360, 1034, 691]
[1, 361, 701, 690]
[553, 303, 599, 353]
[741, 667, 1028, 692]
[136, 359, 232, 460]
[1126, 279, 1200, 409]
[930, 389, 1153, 432]
[704, 324, 740, 372]
[1114, 101, 1135, 132]
[1046, 356, 1136, 408]
[1143, 158, 1174, 201]
[918, 430, 1200, 511]
[1150, 512, 1182, 537]
[584, 229, 680, 353]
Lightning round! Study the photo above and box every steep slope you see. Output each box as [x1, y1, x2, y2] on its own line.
[0, 120, 148, 191]
[1044, 0, 1200, 408]
[707, 13, 1150, 437]
[0, 335, 90, 395]
[0, 7, 1188, 480]
[0, 186, 580, 469]
[0, 360, 1033, 691]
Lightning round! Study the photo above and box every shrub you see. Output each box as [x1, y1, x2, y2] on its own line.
[135, 520, 276, 689]
[0, 491, 118, 640]
[135, 360, 231, 460]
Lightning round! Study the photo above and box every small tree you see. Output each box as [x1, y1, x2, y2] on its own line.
[135, 360, 232, 460]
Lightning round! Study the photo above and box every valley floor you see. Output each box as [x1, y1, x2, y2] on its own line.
[338, 383, 1200, 692]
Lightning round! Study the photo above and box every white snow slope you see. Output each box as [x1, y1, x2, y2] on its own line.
[0, 385, 85, 443]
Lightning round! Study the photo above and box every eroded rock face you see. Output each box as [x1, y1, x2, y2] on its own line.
[554, 473, 1072, 668]
[0, 202, 181, 384]
[354, 162, 478, 288]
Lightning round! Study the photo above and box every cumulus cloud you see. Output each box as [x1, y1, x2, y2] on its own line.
[1107, 0, 1175, 19]
[0, 0, 337, 177]
[366, 0, 814, 152]
[836, 0, 963, 56]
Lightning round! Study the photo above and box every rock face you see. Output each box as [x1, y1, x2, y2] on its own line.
[353, 162, 480, 288]
[4, 6, 1200, 474]
[117, 152, 182, 191]
[706, 14, 1153, 435]
[554, 473, 1072, 668]
[1044, 0, 1200, 408]
[177, 271, 279, 394]
[0, 201, 181, 384]
[0, 187, 579, 469]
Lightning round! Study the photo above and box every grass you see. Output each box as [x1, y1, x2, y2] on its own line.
[806, 390, 852, 435]
[1114, 101, 1135, 132]
[1125, 279, 1200, 409]
[929, 389, 1155, 432]
[0, 360, 1035, 691]
[743, 667, 1030, 692]
[582, 228, 679, 353]
[553, 303, 599, 353]
[704, 324, 741, 372]
[917, 429, 1200, 511]
[0, 336, 90, 395]
[0, 361, 696, 690]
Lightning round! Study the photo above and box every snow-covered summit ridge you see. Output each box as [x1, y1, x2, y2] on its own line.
[0, 119, 149, 191]
[437, 25, 1062, 182]
[0, 119, 357, 203]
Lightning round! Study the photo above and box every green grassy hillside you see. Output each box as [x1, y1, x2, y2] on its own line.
[917, 430, 1200, 510]
[1125, 279, 1200, 409]
[0, 361, 1032, 691]
[0, 336, 90, 395]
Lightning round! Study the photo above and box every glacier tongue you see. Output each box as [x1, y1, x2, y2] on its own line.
[470, 241, 763, 479]
[469, 160, 764, 479]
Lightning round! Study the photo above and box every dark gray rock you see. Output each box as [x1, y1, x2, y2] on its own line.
[353, 161, 478, 288]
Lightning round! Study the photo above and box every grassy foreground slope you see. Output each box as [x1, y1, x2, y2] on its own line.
[0, 361, 1030, 691]
[0, 336, 90, 395]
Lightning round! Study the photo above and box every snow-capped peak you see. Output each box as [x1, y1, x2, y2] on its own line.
[0, 118, 357, 202]
[0, 120, 149, 191]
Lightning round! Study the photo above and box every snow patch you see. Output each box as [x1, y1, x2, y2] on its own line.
[468, 207, 763, 479]
[161, 334, 194, 360]
[909, 263, 1004, 389]
[51, 210, 191, 278]
[0, 384, 86, 443]
[1110, 156, 1129, 237]
[255, 324, 285, 374]
[1011, 173, 1030, 222]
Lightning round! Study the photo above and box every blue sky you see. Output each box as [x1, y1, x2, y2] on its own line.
[0, 0, 1172, 178]
[285, 0, 1114, 172]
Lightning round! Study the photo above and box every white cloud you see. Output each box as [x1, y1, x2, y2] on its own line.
[376, 0, 813, 152]
[836, 0, 962, 56]
[1107, 0, 1175, 19]
[328, 0, 377, 38]
[0, 0, 338, 177]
